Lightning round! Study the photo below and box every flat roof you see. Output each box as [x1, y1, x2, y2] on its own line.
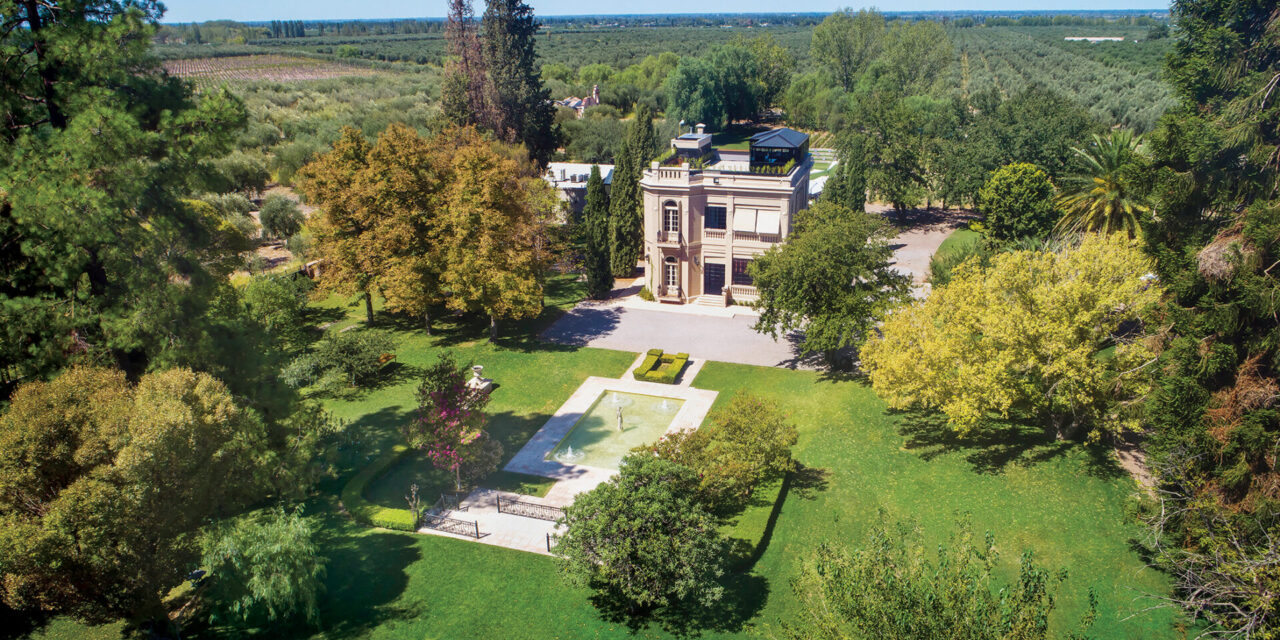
[545, 162, 613, 186]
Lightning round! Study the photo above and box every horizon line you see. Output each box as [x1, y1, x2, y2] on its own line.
[159, 8, 1170, 24]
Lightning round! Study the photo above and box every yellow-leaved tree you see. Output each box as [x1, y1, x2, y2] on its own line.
[437, 128, 556, 339]
[863, 232, 1163, 440]
[299, 125, 554, 338]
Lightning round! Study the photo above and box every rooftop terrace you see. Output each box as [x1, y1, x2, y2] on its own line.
[655, 126, 810, 177]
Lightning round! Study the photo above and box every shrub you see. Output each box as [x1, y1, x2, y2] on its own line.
[284, 329, 396, 392]
[260, 194, 304, 240]
[632, 349, 688, 384]
[638, 286, 655, 301]
[312, 329, 396, 386]
[280, 352, 322, 389]
[632, 353, 660, 380]
[340, 444, 418, 531]
[978, 162, 1058, 244]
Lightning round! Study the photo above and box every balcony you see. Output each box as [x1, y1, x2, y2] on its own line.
[703, 228, 727, 241]
[656, 229, 682, 246]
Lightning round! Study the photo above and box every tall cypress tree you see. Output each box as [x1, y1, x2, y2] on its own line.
[609, 104, 655, 277]
[582, 166, 614, 299]
[481, 0, 558, 166]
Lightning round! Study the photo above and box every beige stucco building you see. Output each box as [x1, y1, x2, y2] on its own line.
[640, 126, 811, 307]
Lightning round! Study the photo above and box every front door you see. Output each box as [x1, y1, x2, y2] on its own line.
[703, 263, 725, 295]
[665, 263, 679, 293]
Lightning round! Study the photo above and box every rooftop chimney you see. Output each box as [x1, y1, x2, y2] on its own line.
[695, 123, 706, 135]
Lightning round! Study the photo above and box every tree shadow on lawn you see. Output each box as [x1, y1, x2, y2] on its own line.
[790, 462, 831, 499]
[895, 408, 1124, 477]
[312, 517, 424, 639]
[588, 572, 769, 638]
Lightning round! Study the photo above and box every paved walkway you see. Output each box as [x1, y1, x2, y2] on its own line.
[874, 206, 979, 287]
[417, 488, 562, 555]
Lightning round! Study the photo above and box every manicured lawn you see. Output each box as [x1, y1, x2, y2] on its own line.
[934, 226, 982, 260]
[20, 272, 1184, 639]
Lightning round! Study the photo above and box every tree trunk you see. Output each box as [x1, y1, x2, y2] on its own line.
[22, 0, 67, 130]
[364, 292, 374, 325]
[489, 314, 498, 340]
[423, 309, 431, 336]
[455, 466, 462, 492]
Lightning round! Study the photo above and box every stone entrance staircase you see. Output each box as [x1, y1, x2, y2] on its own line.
[695, 294, 726, 308]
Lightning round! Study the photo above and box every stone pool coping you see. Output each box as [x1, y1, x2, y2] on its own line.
[504, 375, 718, 501]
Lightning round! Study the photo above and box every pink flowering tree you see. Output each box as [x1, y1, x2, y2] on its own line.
[405, 352, 499, 491]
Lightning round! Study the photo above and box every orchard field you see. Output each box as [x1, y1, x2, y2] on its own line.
[944, 26, 1176, 131]
[162, 55, 378, 87]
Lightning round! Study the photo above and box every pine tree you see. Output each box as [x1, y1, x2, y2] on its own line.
[609, 104, 655, 277]
[481, 0, 558, 166]
[582, 166, 614, 299]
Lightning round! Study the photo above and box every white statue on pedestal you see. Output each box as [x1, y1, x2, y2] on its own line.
[465, 364, 494, 393]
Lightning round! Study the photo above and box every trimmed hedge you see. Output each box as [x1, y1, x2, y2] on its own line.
[632, 349, 689, 384]
[340, 444, 418, 532]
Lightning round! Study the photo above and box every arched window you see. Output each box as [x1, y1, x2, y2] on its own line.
[662, 201, 679, 233]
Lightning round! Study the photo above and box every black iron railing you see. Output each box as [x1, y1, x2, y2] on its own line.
[496, 495, 564, 522]
[422, 512, 481, 538]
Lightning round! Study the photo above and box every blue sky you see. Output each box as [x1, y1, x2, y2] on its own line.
[160, 1, 1165, 23]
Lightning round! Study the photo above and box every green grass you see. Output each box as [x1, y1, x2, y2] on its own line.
[934, 227, 982, 261]
[21, 272, 1184, 640]
[311, 274, 636, 506]
[712, 125, 769, 151]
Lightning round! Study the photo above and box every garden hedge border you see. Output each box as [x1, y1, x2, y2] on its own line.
[340, 444, 418, 532]
[632, 349, 689, 384]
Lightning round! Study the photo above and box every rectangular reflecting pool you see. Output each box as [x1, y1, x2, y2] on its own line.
[546, 391, 685, 470]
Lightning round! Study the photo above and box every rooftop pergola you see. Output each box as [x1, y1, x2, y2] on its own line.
[748, 128, 810, 167]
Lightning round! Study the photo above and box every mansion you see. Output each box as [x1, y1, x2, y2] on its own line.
[640, 126, 811, 307]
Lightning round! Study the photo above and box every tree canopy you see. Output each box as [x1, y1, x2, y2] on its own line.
[863, 232, 1162, 439]
[0, 367, 272, 628]
[555, 454, 727, 612]
[750, 202, 910, 368]
[0, 0, 248, 385]
[978, 163, 1059, 243]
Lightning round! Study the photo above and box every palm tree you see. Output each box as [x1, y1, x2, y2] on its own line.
[1054, 129, 1150, 238]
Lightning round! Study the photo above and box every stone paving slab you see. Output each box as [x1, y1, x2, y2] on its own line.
[417, 488, 562, 555]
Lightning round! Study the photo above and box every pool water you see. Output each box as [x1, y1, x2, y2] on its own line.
[547, 391, 685, 470]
